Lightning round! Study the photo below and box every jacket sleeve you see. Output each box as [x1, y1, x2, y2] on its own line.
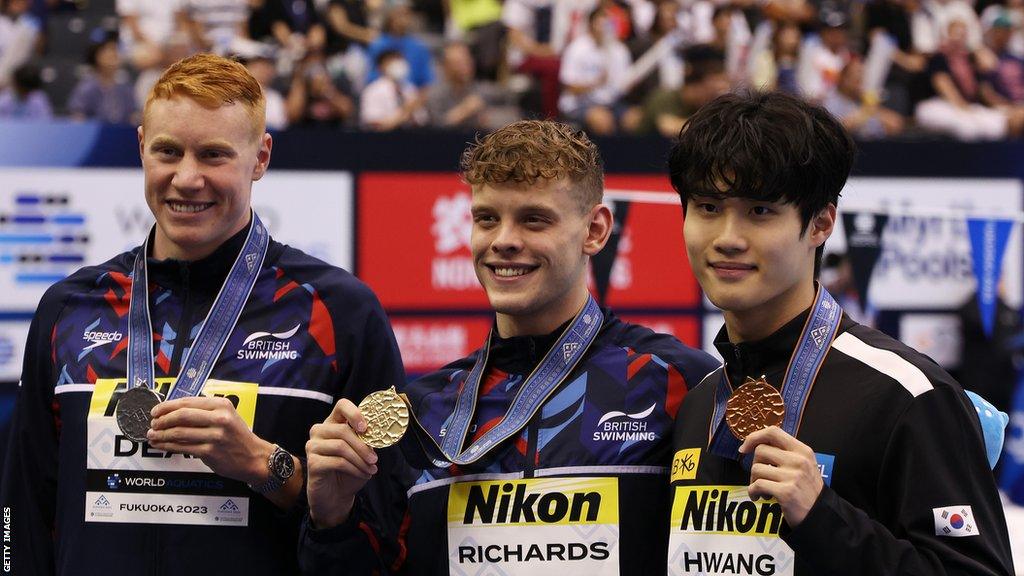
[298, 284, 414, 575]
[783, 385, 1015, 576]
[0, 288, 67, 576]
[297, 455, 414, 575]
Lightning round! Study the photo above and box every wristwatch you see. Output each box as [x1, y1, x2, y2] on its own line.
[249, 444, 295, 495]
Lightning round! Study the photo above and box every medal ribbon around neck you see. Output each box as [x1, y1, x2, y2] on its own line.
[407, 296, 603, 467]
[707, 285, 842, 467]
[126, 210, 269, 401]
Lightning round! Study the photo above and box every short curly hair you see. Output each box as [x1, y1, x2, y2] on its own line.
[460, 120, 604, 212]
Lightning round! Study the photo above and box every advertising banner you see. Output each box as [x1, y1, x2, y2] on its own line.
[0, 168, 354, 311]
[358, 173, 700, 310]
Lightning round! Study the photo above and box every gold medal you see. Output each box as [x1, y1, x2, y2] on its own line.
[357, 386, 410, 449]
[725, 376, 785, 440]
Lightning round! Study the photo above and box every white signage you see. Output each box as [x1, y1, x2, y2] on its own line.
[832, 178, 1023, 310]
[0, 168, 354, 311]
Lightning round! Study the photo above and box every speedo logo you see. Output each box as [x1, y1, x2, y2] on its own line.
[592, 403, 658, 442]
[236, 324, 301, 361]
[677, 487, 782, 536]
[82, 329, 123, 351]
[463, 482, 600, 525]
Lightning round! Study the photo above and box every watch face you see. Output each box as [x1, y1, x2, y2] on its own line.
[271, 449, 295, 479]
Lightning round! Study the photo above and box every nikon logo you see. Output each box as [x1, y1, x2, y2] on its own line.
[679, 488, 782, 536]
[463, 482, 601, 525]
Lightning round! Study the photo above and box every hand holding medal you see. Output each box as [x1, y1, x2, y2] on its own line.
[306, 386, 410, 529]
[708, 287, 841, 527]
[726, 375, 825, 528]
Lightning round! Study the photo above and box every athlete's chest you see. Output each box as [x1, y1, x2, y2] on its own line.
[411, 347, 679, 476]
[52, 277, 336, 391]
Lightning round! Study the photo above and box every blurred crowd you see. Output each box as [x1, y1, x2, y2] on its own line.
[3, 0, 1024, 140]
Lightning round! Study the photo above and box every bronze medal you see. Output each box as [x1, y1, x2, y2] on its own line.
[725, 376, 785, 440]
[357, 386, 410, 449]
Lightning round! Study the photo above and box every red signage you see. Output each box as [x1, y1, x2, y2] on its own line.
[359, 173, 487, 309]
[358, 173, 700, 310]
[600, 175, 700, 308]
[389, 315, 492, 374]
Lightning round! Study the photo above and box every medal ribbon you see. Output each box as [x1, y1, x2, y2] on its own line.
[126, 210, 269, 399]
[707, 285, 842, 467]
[408, 296, 603, 467]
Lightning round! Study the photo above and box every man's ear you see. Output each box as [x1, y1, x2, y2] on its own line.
[252, 133, 272, 181]
[808, 204, 836, 248]
[583, 204, 614, 256]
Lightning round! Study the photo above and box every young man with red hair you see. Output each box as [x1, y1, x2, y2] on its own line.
[1, 53, 403, 575]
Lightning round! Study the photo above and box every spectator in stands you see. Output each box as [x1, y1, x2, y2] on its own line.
[982, 15, 1024, 104]
[323, 0, 376, 89]
[411, 0, 445, 32]
[286, 55, 355, 127]
[444, 0, 503, 80]
[917, 18, 1024, 139]
[244, 54, 288, 130]
[624, 0, 658, 34]
[824, 58, 906, 138]
[748, 21, 803, 93]
[913, 0, 984, 54]
[503, 0, 596, 118]
[325, 0, 374, 49]
[0, 62, 51, 118]
[365, 3, 433, 91]
[116, 0, 186, 71]
[864, 0, 928, 116]
[797, 7, 853, 101]
[708, 4, 751, 83]
[0, 0, 41, 90]
[67, 34, 137, 124]
[602, 0, 634, 41]
[359, 48, 426, 129]
[762, 0, 815, 26]
[674, 0, 719, 46]
[133, 32, 192, 114]
[633, 47, 730, 137]
[955, 283, 1022, 416]
[181, 0, 250, 54]
[626, 0, 684, 106]
[426, 40, 492, 129]
[980, 0, 1024, 57]
[247, 0, 325, 58]
[558, 5, 632, 135]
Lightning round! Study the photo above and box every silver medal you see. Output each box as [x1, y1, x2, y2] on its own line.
[115, 385, 162, 442]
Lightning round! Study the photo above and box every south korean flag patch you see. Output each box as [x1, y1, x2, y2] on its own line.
[933, 506, 980, 537]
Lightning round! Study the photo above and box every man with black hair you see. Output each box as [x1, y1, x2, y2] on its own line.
[665, 91, 1014, 576]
